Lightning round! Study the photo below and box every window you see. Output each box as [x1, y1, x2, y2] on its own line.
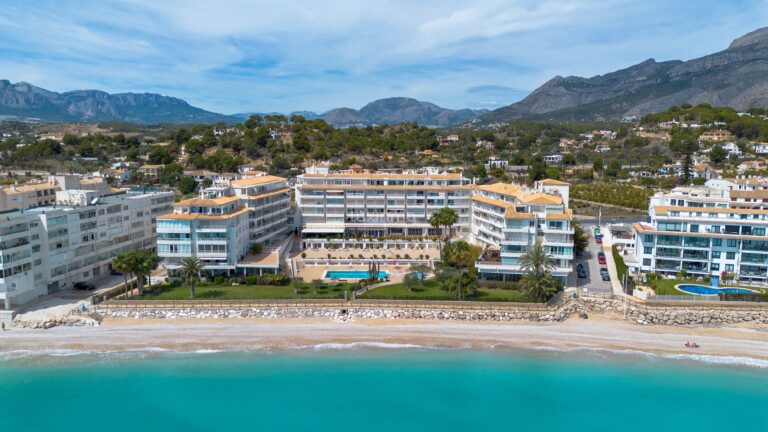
[725, 264, 734, 272]
[643, 259, 651, 266]
[726, 252, 736, 260]
[710, 263, 720, 271]
[727, 239, 738, 248]
[713, 238, 722, 247]
[712, 251, 721, 259]
[644, 246, 653, 254]
[689, 224, 699, 233]
[644, 235, 654, 243]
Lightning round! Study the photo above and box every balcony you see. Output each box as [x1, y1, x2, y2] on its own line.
[656, 239, 683, 246]
[681, 263, 708, 272]
[682, 251, 709, 261]
[655, 250, 681, 258]
[655, 260, 680, 270]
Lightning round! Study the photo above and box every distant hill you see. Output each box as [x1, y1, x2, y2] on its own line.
[0, 80, 237, 124]
[307, 97, 487, 127]
[482, 27, 768, 123]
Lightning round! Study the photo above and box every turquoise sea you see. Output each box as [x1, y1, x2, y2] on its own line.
[1, 347, 767, 432]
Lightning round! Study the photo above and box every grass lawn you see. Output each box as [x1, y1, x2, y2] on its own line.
[361, 280, 533, 302]
[650, 278, 766, 296]
[139, 282, 357, 300]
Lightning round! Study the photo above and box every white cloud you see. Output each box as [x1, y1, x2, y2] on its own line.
[0, 0, 764, 113]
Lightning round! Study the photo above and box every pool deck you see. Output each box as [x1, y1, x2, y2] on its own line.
[296, 264, 410, 284]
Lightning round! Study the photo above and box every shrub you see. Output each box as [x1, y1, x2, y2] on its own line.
[301, 252, 307, 259]
[244, 276, 259, 285]
[213, 276, 225, 285]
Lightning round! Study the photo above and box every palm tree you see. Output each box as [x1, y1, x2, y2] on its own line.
[178, 257, 204, 299]
[129, 249, 159, 296]
[519, 243, 562, 302]
[429, 207, 458, 261]
[112, 253, 132, 298]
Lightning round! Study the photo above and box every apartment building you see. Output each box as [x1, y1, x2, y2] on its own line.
[294, 167, 473, 248]
[634, 186, 768, 284]
[0, 175, 113, 212]
[0, 189, 174, 310]
[157, 174, 291, 276]
[294, 167, 574, 282]
[472, 179, 574, 284]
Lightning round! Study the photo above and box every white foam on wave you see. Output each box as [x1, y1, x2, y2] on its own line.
[303, 342, 434, 351]
[525, 346, 768, 369]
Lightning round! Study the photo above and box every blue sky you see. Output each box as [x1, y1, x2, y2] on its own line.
[1, 0, 767, 114]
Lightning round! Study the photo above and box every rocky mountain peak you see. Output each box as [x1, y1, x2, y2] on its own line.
[729, 27, 768, 49]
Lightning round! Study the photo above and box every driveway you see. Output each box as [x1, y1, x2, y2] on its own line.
[570, 223, 613, 293]
[13, 274, 128, 322]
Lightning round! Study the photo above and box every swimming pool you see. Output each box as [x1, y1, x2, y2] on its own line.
[675, 284, 756, 296]
[324, 270, 390, 280]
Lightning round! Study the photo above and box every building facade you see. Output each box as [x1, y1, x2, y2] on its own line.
[156, 174, 291, 276]
[472, 180, 574, 284]
[0, 189, 174, 309]
[295, 167, 473, 249]
[634, 186, 768, 284]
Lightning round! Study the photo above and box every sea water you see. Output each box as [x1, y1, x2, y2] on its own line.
[1, 347, 766, 431]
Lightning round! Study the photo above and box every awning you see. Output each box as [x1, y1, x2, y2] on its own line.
[302, 223, 345, 234]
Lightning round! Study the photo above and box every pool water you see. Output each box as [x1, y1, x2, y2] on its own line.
[676, 284, 755, 296]
[324, 270, 390, 279]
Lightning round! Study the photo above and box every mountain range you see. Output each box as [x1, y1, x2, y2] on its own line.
[481, 27, 768, 122]
[0, 80, 237, 124]
[0, 80, 485, 127]
[240, 98, 488, 127]
[4, 26, 768, 126]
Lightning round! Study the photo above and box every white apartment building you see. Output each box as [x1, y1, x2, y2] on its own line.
[0, 188, 175, 310]
[0, 174, 112, 212]
[472, 179, 574, 284]
[634, 186, 768, 284]
[157, 174, 291, 276]
[294, 167, 473, 249]
[294, 167, 574, 283]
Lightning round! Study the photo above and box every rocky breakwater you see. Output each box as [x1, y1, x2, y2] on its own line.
[14, 316, 100, 330]
[104, 302, 582, 323]
[580, 296, 768, 327]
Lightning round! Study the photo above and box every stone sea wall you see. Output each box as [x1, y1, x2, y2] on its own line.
[104, 302, 582, 323]
[580, 296, 768, 326]
[14, 296, 768, 329]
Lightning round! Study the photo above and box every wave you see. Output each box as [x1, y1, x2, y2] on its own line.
[520, 346, 768, 369]
[301, 342, 434, 351]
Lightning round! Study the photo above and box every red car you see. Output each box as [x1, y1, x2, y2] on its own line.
[595, 237, 603, 244]
[597, 252, 606, 264]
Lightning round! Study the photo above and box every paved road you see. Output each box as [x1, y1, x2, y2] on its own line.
[570, 224, 613, 293]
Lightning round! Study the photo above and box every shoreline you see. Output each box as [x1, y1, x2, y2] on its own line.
[2, 314, 768, 366]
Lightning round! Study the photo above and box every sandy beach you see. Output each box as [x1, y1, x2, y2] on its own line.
[2, 314, 768, 364]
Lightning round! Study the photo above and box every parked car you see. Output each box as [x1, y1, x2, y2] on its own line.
[601, 274, 611, 281]
[595, 237, 602, 244]
[577, 267, 588, 278]
[597, 252, 606, 264]
[599, 268, 609, 276]
[73, 282, 95, 291]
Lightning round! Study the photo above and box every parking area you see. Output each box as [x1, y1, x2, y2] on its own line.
[12, 274, 128, 322]
[570, 224, 613, 293]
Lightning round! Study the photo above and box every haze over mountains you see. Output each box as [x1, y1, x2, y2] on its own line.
[482, 27, 768, 123]
[0, 81, 485, 127]
[3, 27, 768, 126]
